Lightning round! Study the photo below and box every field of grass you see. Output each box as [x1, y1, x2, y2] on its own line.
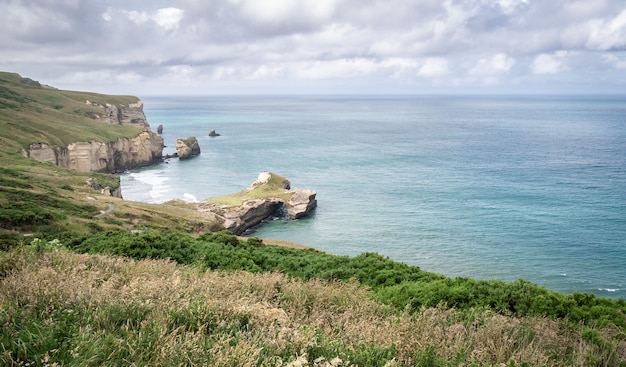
[2, 244, 625, 366]
[0, 72, 141, 156]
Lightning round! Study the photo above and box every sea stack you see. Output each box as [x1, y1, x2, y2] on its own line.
[176, 137, 201, 159]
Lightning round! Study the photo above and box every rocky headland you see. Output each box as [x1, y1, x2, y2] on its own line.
[169, 172, 317, 235]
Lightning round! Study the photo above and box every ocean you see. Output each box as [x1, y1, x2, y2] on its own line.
[120, 95, 626, 299]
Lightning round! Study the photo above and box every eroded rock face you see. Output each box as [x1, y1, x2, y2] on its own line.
[22, 99, 164, 173]
[221, 199, 283, 234]
[23, 130, 164, 173]
[85, 100, 149, 127]
[176, 137, 201, 159]
[287, 188, 318, 219]
[195, 172, 317, 235]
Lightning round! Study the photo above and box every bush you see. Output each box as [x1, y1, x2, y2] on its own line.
[57, 229, 626, 330]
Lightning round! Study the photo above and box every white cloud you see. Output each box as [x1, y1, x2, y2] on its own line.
[234, 0, 336, 24]
[530, 53, 568, 74]
[418, 58, 450, 77]
[124, 10, 150, 25]
[585, 9, 626, 51]
[468, 53, 515, 75]
[153, 7, 184, 31]
[117, 7, 184, 30]
[488, 0, 529, 15]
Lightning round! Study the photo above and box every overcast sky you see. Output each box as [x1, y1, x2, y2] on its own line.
[1, 0, 626, 95]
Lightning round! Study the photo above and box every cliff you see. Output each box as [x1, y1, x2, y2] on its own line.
[23, 129, 164, 173]
[20, 98, 164, 173]
[84, 99, 149, 127]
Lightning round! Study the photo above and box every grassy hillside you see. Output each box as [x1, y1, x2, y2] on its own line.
[0, 72, 221, 241]
[0, 72, 141, 158]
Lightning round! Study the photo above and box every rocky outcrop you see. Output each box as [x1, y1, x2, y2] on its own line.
[86, 178, 122, 198]
[176, 137, 201, 159]
[157, 124, 163, 134]
[208, 129, 220, 137]
[193, 172, 317, 235]
[23, 130, 164, 173]
[287, 188, 318, 219]
[221, 199, 284, 234]
[85, 99, 149, 127]
[22, 98, 164, 173]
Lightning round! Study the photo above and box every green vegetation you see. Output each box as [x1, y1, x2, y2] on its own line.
[1, 240, 625, 366]
[57, 230, 626, 331]
[1, 72, 625, 365]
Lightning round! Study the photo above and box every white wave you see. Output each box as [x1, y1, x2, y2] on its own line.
[599, 288, 619, 292]
[183, 193, 198, 202]
[129, 170, 170, 202]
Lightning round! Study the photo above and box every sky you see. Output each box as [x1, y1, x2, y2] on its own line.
[1, 0, 626, 95]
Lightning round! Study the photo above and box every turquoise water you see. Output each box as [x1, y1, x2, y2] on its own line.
[120, 95, 626, 299]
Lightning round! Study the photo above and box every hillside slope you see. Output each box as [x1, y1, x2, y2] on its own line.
[0, 72, 220, 240]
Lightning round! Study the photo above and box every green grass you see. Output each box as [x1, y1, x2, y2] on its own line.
[204, 172, 292, 207]
[0, 71, 141, 154]
[2, 244, 625, 366]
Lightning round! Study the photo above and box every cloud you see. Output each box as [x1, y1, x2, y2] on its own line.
[103, 7, 184, 31]
[1, 0, 625, 94]
[418, 58, 450, 77]
[585, 9, 626, 51]
[603, 54, 626, 69]
[153, 8, 185, 31]
[531, 52, 568, 74]
[468, 53, 515, 75]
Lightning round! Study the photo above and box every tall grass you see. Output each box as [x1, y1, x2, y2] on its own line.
[2, 247, 625, 366]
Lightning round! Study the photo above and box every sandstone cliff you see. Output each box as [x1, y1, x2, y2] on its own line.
[85, 99, 150, 128]
[22, 100, 164, 173]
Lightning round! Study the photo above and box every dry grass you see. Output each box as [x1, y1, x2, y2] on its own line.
[2, 248, 625, 366]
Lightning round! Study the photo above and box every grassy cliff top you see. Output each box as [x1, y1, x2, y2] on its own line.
[0, 72, 222, 239]
[0, 71, 141, 156]
[203, 172, 293, 207]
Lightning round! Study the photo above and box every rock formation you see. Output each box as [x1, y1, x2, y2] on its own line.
[176, 137, 201, 159]
[84, 100, 149, 127]
[23, 130, 164, 173]
[86, 178, 122, 198]
[192, 172, 317, 235]
[208, 129, 220, 137]
[22, 99, 164, 173]
[157, 124, 163, 134]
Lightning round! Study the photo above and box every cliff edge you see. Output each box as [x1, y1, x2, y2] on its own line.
[0, 72, 164, 173]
